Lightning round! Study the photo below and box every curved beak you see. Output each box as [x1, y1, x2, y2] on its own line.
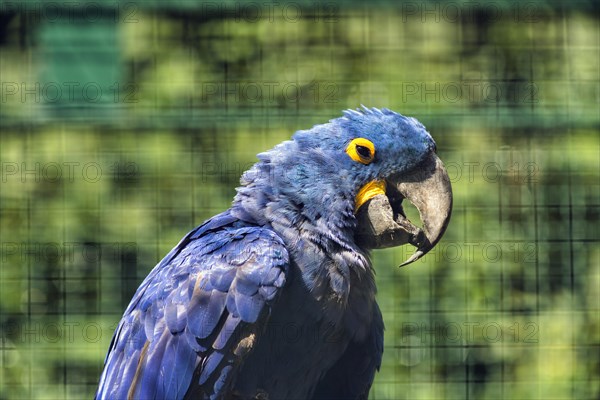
[355, 153, 453, 267]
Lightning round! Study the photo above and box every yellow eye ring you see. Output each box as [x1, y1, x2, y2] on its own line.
[346, 138, 375, 165]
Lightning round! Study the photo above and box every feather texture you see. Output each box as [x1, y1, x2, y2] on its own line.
[96, 211, 289, 399]
[97, 108, 440, 399]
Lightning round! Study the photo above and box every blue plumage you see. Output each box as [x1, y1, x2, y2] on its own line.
[97, 212, 289, 399]
[96, 107, 449, 399]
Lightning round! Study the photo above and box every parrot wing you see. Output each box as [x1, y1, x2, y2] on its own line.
[96, 211, 289, 400]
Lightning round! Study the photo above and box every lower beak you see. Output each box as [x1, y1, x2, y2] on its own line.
[355, 153, 453, 267]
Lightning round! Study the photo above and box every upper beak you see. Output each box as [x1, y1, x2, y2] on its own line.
[355, 153, 453, 267]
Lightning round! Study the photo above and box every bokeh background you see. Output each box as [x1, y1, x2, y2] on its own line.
[0, 1, 598, 399]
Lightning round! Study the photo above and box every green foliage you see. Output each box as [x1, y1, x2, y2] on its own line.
[0, 5, 598, 399]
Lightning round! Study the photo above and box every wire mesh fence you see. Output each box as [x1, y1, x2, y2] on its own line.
[0, 1, 598, 399]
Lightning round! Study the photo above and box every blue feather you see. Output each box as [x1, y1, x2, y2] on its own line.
[209, 266, 236, 292]
[164, 302, 187, 334]
[187, 289, 228, 339]
[199, 350, 225, 386]
[138, 331, 168, 399]
[212, 314, 241, 350]
[161, 334, 198, 398]
[183, 325, 207, 353]
[235, 293, 265, 323]
[213, 364, 234, 396]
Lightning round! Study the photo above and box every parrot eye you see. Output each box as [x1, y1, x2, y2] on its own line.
[346, 138, 375, 165]
[356, 145, 371, 159]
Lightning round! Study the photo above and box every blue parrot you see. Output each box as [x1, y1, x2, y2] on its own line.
[96, 107, 452, 399]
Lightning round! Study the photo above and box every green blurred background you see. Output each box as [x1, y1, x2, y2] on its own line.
[0, 1, 598, 399]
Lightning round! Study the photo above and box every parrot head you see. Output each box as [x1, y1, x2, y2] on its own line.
[235, 107, 452, 266]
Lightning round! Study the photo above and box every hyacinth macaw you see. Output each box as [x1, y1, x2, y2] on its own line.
[96, 107, 452, 400]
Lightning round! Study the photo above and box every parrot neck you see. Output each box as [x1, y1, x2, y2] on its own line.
[231, 188, 361, 256]
[230, 144, 378, 330]
[231, 184, 376, 324]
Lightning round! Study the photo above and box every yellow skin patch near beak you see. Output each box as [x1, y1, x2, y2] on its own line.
[354, 180, 387, 213]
